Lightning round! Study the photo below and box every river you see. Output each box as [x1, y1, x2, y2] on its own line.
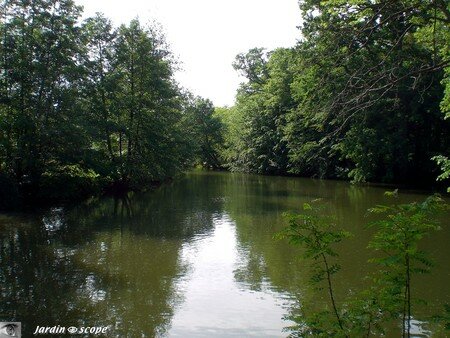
[0, 171, 449, 337]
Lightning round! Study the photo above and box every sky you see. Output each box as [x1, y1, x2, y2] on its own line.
[76, 0, 301, 107]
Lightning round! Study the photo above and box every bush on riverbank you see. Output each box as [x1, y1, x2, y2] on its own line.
[37, 164, 103, 202]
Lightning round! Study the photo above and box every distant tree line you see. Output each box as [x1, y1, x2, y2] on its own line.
[217, 0, 450, 189]
[0, 0, 221, 209]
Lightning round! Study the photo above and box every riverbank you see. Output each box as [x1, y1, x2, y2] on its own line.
[0, 170, 173, 213]
[2, 166, 448, 213]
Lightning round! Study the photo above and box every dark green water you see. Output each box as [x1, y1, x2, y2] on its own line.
[0, 171, 449, 337]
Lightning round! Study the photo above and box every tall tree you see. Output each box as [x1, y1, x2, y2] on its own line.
[0, 0, 85, 184]
[112, 19, 187, 185]
[0, 2, 202, 208]
[182, 96, 224, 169]
[81, 13, 118, 173]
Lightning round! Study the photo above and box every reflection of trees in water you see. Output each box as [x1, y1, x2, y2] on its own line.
[1, 171, 448, 336]
[0, 174, 228, 337]
[0, 215, 184, 336]
[219, 172, 450, 325]
[218, 174, 312, 295]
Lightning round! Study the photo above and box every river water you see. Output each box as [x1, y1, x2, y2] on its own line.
[0, 171, 449, 337]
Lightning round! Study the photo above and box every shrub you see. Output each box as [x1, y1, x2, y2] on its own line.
[38, 163, 102, 202]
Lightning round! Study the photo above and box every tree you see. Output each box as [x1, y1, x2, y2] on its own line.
[368, 194, 447, 337]
[222, 0, 450, 186]
[182, 96, 224, 169]
[81, 13, 119, 175]
[0, 0, 86, 190]
[96, 18, 193, 187]
[223, 48, 292, 175]
[0, 2, 203, 208]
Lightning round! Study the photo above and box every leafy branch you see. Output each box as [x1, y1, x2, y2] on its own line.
[276, 200, 351, 336]
[278, 195, 448, 337]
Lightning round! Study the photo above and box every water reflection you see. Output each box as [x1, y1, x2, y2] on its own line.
[42, 208, 65, 233]
[0, 216, 185, 337]
[0, 171, 449, 337]
[169, 213, 292, 337]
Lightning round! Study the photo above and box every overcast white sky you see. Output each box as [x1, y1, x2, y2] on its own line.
[76, 0, 301, 107]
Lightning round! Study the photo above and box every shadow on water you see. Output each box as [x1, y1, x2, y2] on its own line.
[0, 174, 226, 337]
[0, 171, 449, 337]
[216, 171, 450, 336]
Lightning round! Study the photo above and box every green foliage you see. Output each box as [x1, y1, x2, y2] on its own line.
[214, 106, 243, 166]
[367, 194, 447, 337]
[0, 1, 208, 207]
[222, 0, 450, 185]
[433, 155, 450, 192]
[221, 48, 293, 174]
[433, 304, 450, 331]
[182, 96, 224, 169]
[39, 163, 102, 201]
[279, 202, 351, 265]
[279, 195, 448, 337]
[277, 200, 351, 336]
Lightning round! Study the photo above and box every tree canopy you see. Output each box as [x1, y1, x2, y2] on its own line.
[1, 0, 449, 210]
[0, 0, 219, 209]
[219, 0, 450, 187]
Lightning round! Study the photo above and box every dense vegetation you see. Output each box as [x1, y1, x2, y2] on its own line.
[1, 0, 449, 210]
[218, 0, 450, 188]
[0, 0, 220, 209]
